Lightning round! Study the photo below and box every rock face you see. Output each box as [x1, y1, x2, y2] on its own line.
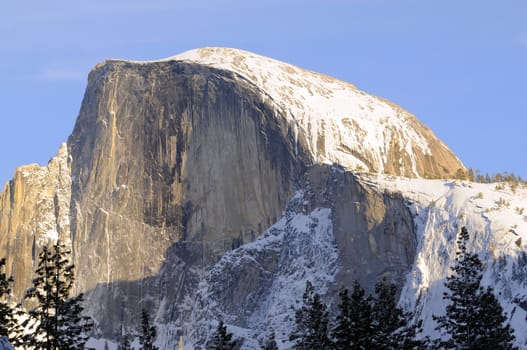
[304, 166, 417, 290]
[168, 165, 417, 349]
[0, 144, 71, 299]
[67, 59, 311, 337]
[173, 48, 464, 179]
[68, 59, 307, 297]
[0, 48, 469, 347]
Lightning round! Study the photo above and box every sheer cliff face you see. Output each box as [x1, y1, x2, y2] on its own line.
[304, 166, 416, 290]
[0, 48, 467, 344]
[68, 60, 307, 293]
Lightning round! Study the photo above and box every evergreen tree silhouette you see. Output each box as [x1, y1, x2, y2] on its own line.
[332, 281, 374, 349]
[139, 309, 159, 350]
[434, 227, 517, 349]
[22, 241, 93, 349]
[207, 320, 237, 350]
[289, 281, 332, 350]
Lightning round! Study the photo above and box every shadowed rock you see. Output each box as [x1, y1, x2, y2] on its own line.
[0, 48, 465, 347]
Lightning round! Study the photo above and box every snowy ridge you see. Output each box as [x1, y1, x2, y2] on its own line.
[365, 174, 527, 347]
[155, 177, 527, 349]
[170, 47, 431, 175]
[120, 47, 457, 177]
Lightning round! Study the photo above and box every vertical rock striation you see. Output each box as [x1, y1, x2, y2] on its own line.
[0, 48, 468, 345]
[66, 60, 308, 335]
[0, 144, 71, 299]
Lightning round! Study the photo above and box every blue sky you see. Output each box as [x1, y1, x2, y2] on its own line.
[1, 0, 526, 185]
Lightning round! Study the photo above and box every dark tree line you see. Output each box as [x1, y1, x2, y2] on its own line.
[290, 227, 517, 350]
[290, 279, 428, 350]
[2, 227, 517, 350]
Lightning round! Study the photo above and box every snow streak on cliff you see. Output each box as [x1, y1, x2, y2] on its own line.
[2, 47, 524, 349]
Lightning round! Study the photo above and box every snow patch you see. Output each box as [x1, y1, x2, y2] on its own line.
[117, 47, 445, 177]
[364, 174, 527, 347]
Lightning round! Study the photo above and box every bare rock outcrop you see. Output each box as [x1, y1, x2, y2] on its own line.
[0, 48, 466, 345]
[0, 144, 71, 298]
[67, 60, 309, 334]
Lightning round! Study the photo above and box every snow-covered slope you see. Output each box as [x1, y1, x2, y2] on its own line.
[205, 176, 527, 349]
[120, 47, 464, 178]
[4, 47, 523, 349]
[114, 176, 526, 350]
[368, 175, 527, 346]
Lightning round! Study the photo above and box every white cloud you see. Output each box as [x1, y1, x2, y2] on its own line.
[515, 34, 527, 47]
[38, 68, 86, 82]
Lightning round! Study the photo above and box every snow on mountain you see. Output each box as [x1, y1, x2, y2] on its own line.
[87, 175, 527, 349]
[4, 47, 521, 348]
[133, 47, 463, 178]
[177, 176, 527, 349]
[156, 190, 339, 350]
[367, 174, 527, 345]
[78, 48, 519, 348]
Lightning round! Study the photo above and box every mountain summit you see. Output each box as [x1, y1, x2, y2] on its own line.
[0, 48, 524, 349]
[159, 47, 464, 178]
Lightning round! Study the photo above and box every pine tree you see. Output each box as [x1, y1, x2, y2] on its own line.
[207, 320, 237, 350]
[371, 278, 428, 350]
[0, 259, 14, 338]
[117, 334, 132, 350]
[289, 281, 332, 350]
[332, 282, 374, 350]
[434, 227, 517, 349]
[261, 329, 278, 350]
[139, 309, 159, 350]
[371, 279, 404, 348]
[475, 286, 517, 349]
[467, 168, 475, 182]
[332, 286, 353, 350]
[22, 241, 93, 349]
[0, 258, 22, 345]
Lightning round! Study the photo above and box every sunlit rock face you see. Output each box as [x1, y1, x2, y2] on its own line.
[66, 60, 310, 334]
[0, 48, 468, 346]
[0, 143, 71, 299]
